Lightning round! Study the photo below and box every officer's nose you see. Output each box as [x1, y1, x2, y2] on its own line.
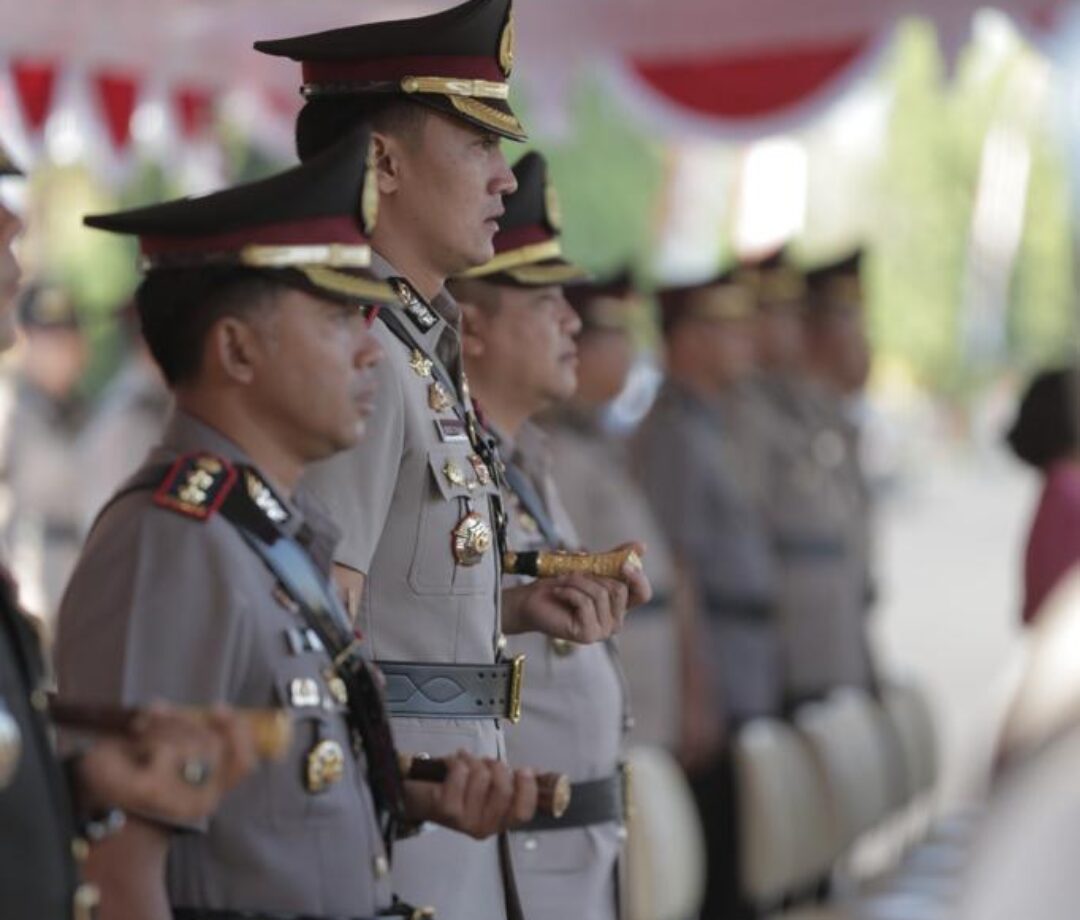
[491, 150, 517, 198]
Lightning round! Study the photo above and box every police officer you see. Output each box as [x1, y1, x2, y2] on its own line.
[78, 301, 171, 529]
[548, 270, 719, 763]
[258, 4, 632, 917]
[0, 282, 88, 622]
[742, 250, 875, 709]
[0, 144, 258, 920]
[632, 270, 780, 920]
[54, 129, 538, 920]
[451, 152, 650, 920]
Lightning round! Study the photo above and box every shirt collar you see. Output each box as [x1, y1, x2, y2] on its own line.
[160, 409, 340, 555]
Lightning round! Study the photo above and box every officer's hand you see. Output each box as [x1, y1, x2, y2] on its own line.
[404, 750, 538, 839]
[503, 573, 628, 642]
[76, 703, 258, 823]
[610, 542, 653, 609]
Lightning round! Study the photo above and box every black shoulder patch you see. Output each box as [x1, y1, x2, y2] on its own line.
[153, 453, 237, 521]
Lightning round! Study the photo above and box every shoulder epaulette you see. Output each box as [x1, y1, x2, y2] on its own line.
[153, 453, 237, 521]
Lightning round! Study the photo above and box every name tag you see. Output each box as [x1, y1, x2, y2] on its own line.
[435, 419, 469, 443]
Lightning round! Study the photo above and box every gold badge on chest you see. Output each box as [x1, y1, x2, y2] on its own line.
[443, 460, 469, 490]
[409, 349, 433, 379]
[305, 739, 345, 793]
[429, 382, 454, 414]
[469, 454, 492, 486]
[452, 511, 493, 566]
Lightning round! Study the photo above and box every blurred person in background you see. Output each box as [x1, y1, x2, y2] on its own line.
[1006, 366, 1080, 627]
[78, 300, 170, 529]
[0, 140, 258, 920]
[633, 270, 778, 920]
[452, 151, 642, 920]
[545, 268, 721, 767]
[1, 282, 88, 623]
[730, 249, 877, 711]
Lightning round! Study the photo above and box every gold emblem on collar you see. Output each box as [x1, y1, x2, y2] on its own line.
[305, 739, 346, 793]
[499, 4, 515, 77]
[452, 512, 492, 566]
[429, 382, 454, 413]
[409, 349, 433, 378]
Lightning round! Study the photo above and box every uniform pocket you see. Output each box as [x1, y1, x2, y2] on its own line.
[407, 448, 500, 598]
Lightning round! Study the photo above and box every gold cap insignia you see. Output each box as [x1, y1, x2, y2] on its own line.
[499, 4, 515, 77]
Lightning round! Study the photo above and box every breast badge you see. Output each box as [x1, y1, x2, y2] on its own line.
[305, 739, 345, 793]
[452, 512, 493, 566]
[429, 382, 455, 413]
[409, 349, 434, 379]
[469, 454, 492, 486]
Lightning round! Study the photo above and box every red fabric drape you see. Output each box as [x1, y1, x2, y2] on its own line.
[630, 38, 870, 120]
[11, 59, 58, 134]
[92, 70, 139, 151]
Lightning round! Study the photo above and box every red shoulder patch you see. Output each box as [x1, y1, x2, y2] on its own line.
[153, 453, 237, 521]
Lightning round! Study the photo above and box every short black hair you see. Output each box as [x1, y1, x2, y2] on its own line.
[296, 97, 427, 162]
[135, 268, 282, 386]
[1007, 367, 1080, 469]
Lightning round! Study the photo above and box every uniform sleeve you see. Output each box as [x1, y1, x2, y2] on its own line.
[55, 500, 253, 710]
[300, 338, 405, 574]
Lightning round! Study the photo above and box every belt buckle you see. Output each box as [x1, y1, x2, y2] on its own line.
[508, 654, 526, 724]
[619, 761, 635, 822]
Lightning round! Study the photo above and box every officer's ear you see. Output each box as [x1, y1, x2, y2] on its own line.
[208, 315, 263, 386]
[371, 130, 402, 197]
[459, 300, 489, 360]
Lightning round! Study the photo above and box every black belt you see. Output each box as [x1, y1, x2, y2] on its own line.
[518, 764, 631, 832]
[774, 535, 845, 561]
[378, 658, 524, 722]
[173, 910, 376, 920]
[631, 592, 671, 615]
[175, 903, 432, 920]
[702, 591, 773, 623]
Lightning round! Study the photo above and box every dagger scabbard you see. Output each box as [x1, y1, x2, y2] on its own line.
[398, 753, 572, 819]
[503, 548, 643, 581]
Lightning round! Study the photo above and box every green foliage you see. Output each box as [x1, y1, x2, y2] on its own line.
[510, 77, 667, 275]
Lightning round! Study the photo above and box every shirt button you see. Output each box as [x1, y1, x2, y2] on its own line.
[373, 854, 390, 878]
[496, 633, 508, 653]
[523, 837, 539, 852]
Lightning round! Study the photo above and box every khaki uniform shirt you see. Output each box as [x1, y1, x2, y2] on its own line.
[633, 378, 782, 723]
[301, 255, 508, 920]
[737, 373, 874, 704]
[54, 411, 393, 918]
[499, 421, 626, 920]
[545, 406, 680, 749]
